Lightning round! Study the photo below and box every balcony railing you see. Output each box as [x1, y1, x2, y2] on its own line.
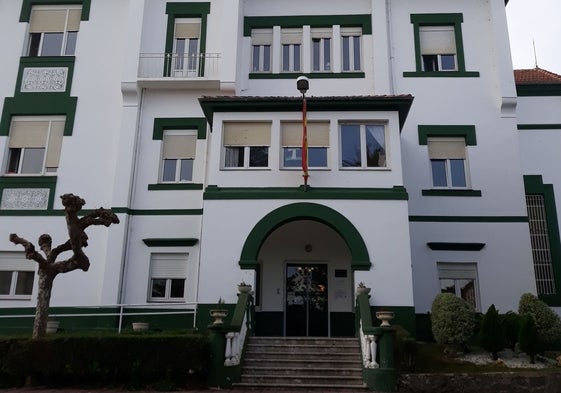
[138, 52, 220, 79]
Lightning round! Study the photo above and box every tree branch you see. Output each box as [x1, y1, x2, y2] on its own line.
[9, 233, 47, 266]
[79, 208, 120, 230]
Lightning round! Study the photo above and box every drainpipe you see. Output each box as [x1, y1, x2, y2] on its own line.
[386, 0, 396, 95]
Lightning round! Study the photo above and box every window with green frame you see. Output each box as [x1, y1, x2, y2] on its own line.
[404, 13, 479, 78]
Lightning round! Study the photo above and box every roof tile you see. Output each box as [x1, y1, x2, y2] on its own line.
[514, 67, 561, 84]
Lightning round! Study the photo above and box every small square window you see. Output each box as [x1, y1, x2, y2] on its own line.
[438, 262, 479, 310]
[251, 29, 272, 73]
[0, 252, 35, 299]
[428, 137, 469, 188]
[27, 6, 82, 57]
[160, 130, 196, 183]
[223, 122, 271, 169]
[149, 253, 188, 302]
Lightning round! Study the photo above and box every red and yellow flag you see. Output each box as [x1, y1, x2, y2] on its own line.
[302, 97, 309, 186]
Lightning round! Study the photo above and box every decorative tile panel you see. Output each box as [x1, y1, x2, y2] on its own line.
[1, 188, 50, 210]
[21, 67, 68, 93]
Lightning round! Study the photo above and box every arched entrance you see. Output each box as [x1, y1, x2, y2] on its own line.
[238, 203, 371, 337]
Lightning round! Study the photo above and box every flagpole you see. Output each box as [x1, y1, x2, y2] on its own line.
[296, 76, 310, 190]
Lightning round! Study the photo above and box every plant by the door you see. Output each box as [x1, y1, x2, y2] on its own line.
[238, 280, 252, 293]
[356, 281, 371, 296]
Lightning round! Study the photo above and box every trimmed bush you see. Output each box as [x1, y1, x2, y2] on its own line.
[431, 293, 476, 352]
[479, 304, 506, 360]
[0, 333, 209, 388]
[500, 311, 520, 351]
[518, 314, 539, 363]
[518, 292, 561, 348]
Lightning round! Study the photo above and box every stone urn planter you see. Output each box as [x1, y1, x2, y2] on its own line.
[238, 284, 252, 294]
[209, 309, 228, 325]
[356, 282, 371, 296]
[376, 311, 395, 327]
[132, 322, 150, 332]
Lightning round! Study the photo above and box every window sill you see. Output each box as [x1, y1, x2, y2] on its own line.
[147, 299, 187, 303]
[422, 189, 482, 197]
[339, 167, 391, 171]
[403, 71, 480, 78]
[281, 167, 331, 171]
[148, 183, 203, 191]
[249, 72, 365, 79]
[0, 296, 32, 300]
[221, 167, 272, 171]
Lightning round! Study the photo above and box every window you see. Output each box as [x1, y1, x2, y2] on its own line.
[251, 29, 272, 72]
[341, 28, 362, 72]
[0, 252, 35, 299]
[173, 18, 201, 77]
[340, 123, 386, 168]
[312, 28, 332, 72]
[281, 29, 302, 72]
[223, 122, 271, 168]
[5, 116, 65, 175]
[438, 262, 479, 310]
[160, 130, 196, 183]
[428, 137, 468, 188]
[149, 253, 187, 302]
[27, 5, 82, 56]
[419, 26, 457, 71]
[526, 194, 557, 296]
[281, 121, 329, 168]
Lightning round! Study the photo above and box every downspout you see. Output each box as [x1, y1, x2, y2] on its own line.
[386, 0, 396, 95]
[116, 86, 145, 332]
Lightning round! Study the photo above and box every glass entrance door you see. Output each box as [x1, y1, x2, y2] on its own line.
[285, 264, 328, 336]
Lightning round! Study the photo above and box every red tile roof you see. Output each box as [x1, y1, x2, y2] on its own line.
[514, 67, 561, 84]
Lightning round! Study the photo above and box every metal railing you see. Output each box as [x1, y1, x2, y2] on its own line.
[138, 52, 220, 79]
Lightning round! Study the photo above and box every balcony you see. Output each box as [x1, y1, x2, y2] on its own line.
[137, 52, 221, 89]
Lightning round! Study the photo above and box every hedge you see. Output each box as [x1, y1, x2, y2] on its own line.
[0, 333, 209, 388]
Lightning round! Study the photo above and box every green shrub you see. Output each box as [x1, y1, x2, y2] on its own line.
[518, 292, 561, 348]
[479, 304, 506, 360]
[0, 333, 209, 388]
[431, 293, 476, 352]
[500, 311, 520, 351]
[394, 325, 417, 370]
[518, 314, 538, 363]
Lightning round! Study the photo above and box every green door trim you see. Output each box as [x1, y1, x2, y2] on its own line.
[239, 202, 371, 270]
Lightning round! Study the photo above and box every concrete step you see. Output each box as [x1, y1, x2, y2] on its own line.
[242, 366, 363, 377]
[237, 336, 365, 391]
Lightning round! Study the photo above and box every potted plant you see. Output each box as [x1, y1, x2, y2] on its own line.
[46, 318, 60, 334]
[356, 281, 371, 296]
[238, 280, 252, 293]
[376, 311, 395, 327]
[209, 297, 228, 325]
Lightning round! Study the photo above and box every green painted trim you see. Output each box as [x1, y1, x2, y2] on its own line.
[249, 72, 365, 79]
[418, 125, 477, 145]
[20, 0, 91, 22]
[142, 238, 199, 247]
[243, 15, 372, 36]
[112, 208, 203, 216]
[422, 189, 482, 197]
[164, 3, 211, 77]
[153, 117, 208, 140]
[204, 186, 408, 200]
[516, 84, 561, 97]
[199, 96, 413, 130]
[427, 242, 486, 251]
[0, 207, 203, 217]
[0, 176, 57, 210]
[409, 215, 528, 223]
[517, 124, 561, 130]
[403, 71, 480, 78]
[239, 202, 371, 271]
[408, 13, 478, 76]
[15, 57, 76, 96]
[524, 175, 561, 306]
[1, 95, 77, 136]
[148, 183, 204, 191]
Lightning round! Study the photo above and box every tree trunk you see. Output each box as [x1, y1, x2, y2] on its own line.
[33, 269, 55, 339]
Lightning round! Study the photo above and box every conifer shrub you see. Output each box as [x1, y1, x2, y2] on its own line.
[518, 314, 539, 363]
[431, 293, 476, 352]
[479, 304, 506, 360]
[518, 292, 561, 349]
[500, 311, 520, 351]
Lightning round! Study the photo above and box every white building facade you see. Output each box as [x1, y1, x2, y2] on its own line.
[0, 0, 559, 337]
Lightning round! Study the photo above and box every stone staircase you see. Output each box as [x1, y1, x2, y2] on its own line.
[233, 336, 367, 391]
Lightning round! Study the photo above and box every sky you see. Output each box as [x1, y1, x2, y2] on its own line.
[506, 0, 561, 75]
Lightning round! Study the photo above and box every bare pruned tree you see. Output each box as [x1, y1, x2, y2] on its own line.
[9, 194, 119, 339]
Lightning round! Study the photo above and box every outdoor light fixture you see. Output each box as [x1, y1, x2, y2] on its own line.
[296, 76, 309, 95]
